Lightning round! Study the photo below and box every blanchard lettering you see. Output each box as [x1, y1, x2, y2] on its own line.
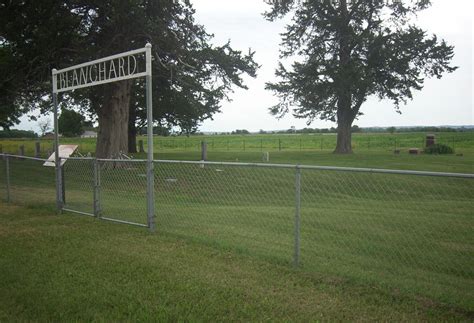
[57, 54, 139, 91]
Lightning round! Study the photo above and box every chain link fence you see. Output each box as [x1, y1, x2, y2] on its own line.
[0, 155, 56, 207]
[0, 153, 473, 309]
[63, 158, 95, 215]
[99, 160, 148, 226]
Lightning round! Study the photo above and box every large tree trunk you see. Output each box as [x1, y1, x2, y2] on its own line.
[96, 81, 132, 158]
[334, 0, 353, 154]
[128, 104, 137, 154]
[334, 110, 354, 154]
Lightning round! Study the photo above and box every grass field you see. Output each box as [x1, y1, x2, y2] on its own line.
[1, 153, 473, 317]
[1, 131, 474, 157]
[0, 203, 473, 321]
[1, 132, 474, 176]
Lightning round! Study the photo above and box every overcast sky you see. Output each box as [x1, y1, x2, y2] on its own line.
[194, 0, 474, 132]
[18, 0, 473, 133]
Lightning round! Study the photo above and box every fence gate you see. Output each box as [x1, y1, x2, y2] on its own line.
[51, 44, 155, 231]
[62, 158, 95, 216]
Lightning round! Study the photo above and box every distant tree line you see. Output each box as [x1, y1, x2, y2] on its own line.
[220, 126, 473, 136]
[0, 125, 472, 139]
[0, 130, 37, 139]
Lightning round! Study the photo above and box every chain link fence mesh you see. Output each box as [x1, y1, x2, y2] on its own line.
[7, 156, 56, 207]
[0, 157, 5, 202]
[1, 154, 473, 309]
[154, 162, 295, 264]
[63, 158, 94, 215]
[99, 160, 147, 226]
[300, 169, 474, 309]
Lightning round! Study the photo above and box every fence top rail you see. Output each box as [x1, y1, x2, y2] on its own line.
[62, 157, 95, 161]
[1, 153, 472, 179]
[97, 158, 146, 163]
[154, 159, 474, 179]
[0, 154, 47, 162]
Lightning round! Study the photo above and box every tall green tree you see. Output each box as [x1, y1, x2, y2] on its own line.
[0, 0, 81, 129]
[58, 109, 85, 137]
[265, 0, 457, 153]
[1, 0, 258, 157]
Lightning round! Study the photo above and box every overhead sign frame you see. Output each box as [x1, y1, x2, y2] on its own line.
[51, 43, 155, 231]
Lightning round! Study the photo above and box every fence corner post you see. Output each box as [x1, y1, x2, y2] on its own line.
[5, 155, 10, 203]
[294, 165, 301, 268]
[147, 160, 156, 232]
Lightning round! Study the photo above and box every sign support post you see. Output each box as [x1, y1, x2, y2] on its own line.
[52, 69, 63, 211]
[145, 43, 155, 232]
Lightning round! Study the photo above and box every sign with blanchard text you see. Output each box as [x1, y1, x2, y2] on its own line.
[53, 46, 151, 93]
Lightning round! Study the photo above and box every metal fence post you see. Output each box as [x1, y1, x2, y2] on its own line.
[294, 165, 301, 267]
[58, 157, 64, 210]
[93, 159, 101, 217]
[145, 43, 156, 232]
[5, 155, 10, 203]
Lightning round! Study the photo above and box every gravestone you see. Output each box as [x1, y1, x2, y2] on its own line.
[426, 134, 436, 147]
[262, 152, 270, 162]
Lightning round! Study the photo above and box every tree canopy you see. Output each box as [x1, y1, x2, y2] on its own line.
[0, 0, 259, 156]
[265, 0, 457, 153]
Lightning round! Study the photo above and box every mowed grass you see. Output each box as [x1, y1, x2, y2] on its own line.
[1, 156, 473, 315]
[153, 150, 474, 173]
[1, 203, 473, 321]
[1, 131, 473, 157]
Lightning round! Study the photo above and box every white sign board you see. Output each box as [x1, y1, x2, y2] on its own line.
[53, 46, 151, 93]
[43, 145, 79, 167]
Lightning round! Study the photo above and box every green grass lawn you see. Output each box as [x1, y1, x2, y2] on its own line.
[0, 203, 473, 321]
[1, 155, 473, 316]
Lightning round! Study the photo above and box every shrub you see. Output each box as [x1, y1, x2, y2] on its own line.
[424, 144, 455, 155]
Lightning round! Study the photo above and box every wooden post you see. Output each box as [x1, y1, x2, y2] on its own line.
[201, 141, 208, 161]
[19, 145, 25, 156]
[35, 142, 41, 158]
[138, 140, 145, 153]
